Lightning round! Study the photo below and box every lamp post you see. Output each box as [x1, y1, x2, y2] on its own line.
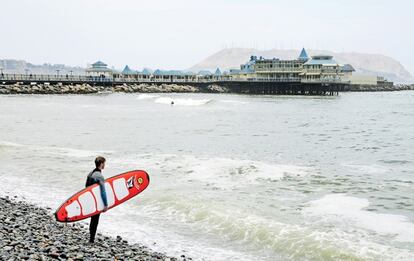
[0, 67, 3, 78]
[25, 69, 29, 79]
[70, 70, 73, 77]
[56, 69, 60, 78]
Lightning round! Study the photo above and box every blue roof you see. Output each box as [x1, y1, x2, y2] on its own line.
[229, 69, 241, 75]
[198, 70, 212, 76]
[122, 65, 135, 74]
[153, 69, 163, 75]
[241, 66, 254, 73]
[298, 48, 309, 61]
[305, 55, 339, 66]
[92, 61, 107, 67]
[141, 68, 152, 75]
[152, 69, 194, 76]
[214, 68, 222, 76]
[341, 64, 355, 72]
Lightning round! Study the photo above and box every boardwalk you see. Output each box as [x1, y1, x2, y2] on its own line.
[0, 73, 349, 95]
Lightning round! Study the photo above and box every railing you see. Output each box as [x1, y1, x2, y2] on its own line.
[0, 74, 112, 82]
[303, 69, 342, 74]
[0, 73, 347, 84]
[301, 78, 350, 84]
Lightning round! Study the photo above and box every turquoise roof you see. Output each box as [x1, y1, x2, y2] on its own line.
[92, 61, 107, 67]
[305, 55, 338, 66]
[214, 68, 222, 76]
[141, 68, 152, 75]
[298, 48, 309, 61]
[341, 64, 355, 72]
[122, 65, 135, 74]
[198, 70, 212, 76]
[152, 69, 195, 76]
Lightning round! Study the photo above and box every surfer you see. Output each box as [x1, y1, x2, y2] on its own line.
[85, 156, 108, 243]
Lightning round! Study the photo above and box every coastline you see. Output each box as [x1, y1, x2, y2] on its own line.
[349, 83, 414, 92]
[0, 83, 229, 94]
[0, 196, 188, 261]
[1, 83, 413, 95]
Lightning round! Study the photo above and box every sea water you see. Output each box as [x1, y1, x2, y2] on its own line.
[0, 92, 413, 260]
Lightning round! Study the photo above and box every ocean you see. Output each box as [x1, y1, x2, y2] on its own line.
[0, 91, 413, 260]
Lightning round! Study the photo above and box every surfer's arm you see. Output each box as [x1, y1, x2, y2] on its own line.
[98, 178, 108, 207]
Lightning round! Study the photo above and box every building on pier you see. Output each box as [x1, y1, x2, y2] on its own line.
[86, 61, 113, 78]
[231, 48, 353, 83]
[301, 55, 344, 83]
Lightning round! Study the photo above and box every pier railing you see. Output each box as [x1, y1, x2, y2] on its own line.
[0, 73, 347, 85]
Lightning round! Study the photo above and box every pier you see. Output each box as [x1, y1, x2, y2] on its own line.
[0, 73, 348, 96]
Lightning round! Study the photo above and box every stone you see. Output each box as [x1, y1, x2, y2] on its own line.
[0, 196, 178, 260]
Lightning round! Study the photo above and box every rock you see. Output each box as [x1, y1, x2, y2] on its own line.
[49, 252, 60, 258]
[4, 246, 13, 251]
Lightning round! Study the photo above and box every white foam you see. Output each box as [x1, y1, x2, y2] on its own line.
[305, 194, 414, 242]
[112, 154, 309, 189]
[220, 100, 249, 105]
[0, 141, 25, 147]
[49, 146, 113, 158]
[136, 94, 159, 100]
[154, 97, 211, 106]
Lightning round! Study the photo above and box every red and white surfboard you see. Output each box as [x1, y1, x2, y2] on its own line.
[55, 170, 149, 222]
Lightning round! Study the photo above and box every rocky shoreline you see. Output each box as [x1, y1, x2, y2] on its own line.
[349, 83, 414, 92]
[0, 83, 229, 94]
[0, 82, 413, 95]
[0, 196, 189, 261]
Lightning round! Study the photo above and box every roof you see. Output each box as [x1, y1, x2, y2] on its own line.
[229, 69, 241, 75]
[241, 66, 254, 73]
[312, 55, 333, 60]
[304, 55, 339, 66]
[214, 68, 222, 76]
[198, 70, 212, 76]
[298, 48, 309, 61]
[141, 68, 152, 75]
[152, 69, 195, 76]
[122, 65, 135, 74]
[341, 64, 355, 72]
[91, 61, 108, 68]
[86, 67, 112, 72]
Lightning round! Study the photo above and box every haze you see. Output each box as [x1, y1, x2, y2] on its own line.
[1, 0, 413, 73]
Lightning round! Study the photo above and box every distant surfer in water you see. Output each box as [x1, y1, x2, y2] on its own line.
[85, 156, 108, 243]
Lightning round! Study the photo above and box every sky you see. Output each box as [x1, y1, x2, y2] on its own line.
[1, 0, 413, 73]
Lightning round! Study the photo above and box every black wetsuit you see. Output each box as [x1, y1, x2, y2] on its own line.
[85, 168, 108, 243]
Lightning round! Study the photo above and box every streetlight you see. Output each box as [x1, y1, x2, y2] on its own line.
[70, 70, 73, 77]
[56, 69, 60, 78]
[25, 69, 29, 79]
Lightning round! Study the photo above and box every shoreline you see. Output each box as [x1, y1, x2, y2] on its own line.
[1, 83, 413, 95]
[0, 196, 189, 261]
[0, 83, 229, 95]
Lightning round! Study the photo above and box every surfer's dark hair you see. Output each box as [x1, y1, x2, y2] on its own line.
[95, 156, 106, 168]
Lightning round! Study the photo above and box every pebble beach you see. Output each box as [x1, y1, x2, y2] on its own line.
[0, 196, 189, 261]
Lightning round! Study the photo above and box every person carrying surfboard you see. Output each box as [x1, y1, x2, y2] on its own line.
[85, 156, 108, 243]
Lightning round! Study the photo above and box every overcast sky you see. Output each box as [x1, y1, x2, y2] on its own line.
[1, 0, 413, 73]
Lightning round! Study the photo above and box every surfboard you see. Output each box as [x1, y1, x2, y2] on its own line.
[55, 170, 149, 222]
